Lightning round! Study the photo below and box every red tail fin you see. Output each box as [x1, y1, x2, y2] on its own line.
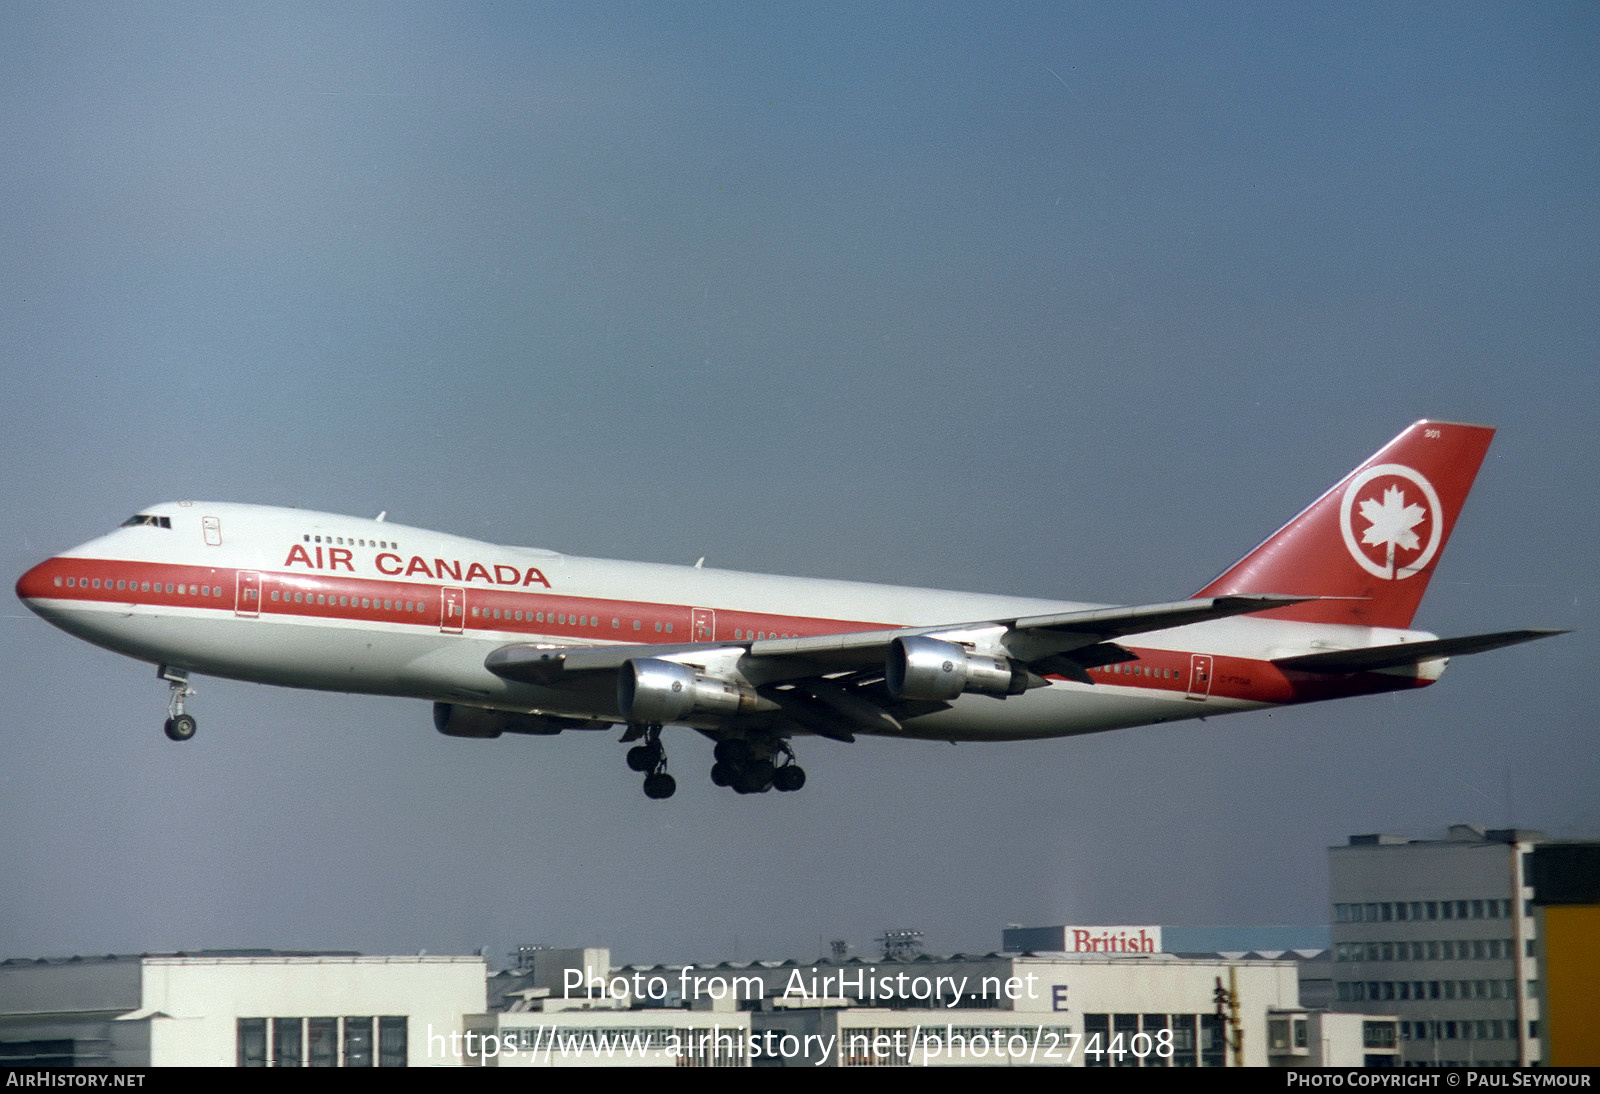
[1193, 420, 1495, 628]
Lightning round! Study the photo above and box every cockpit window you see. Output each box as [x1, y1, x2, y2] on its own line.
[120, 514, 172, 529]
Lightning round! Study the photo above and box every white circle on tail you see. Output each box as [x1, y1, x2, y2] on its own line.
[1339, 463, 1443, 580]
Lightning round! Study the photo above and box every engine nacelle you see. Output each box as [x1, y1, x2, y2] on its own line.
[433, 702, 571, 738]
[885, 635, 1027, 701]
[617, 658, 760, 724]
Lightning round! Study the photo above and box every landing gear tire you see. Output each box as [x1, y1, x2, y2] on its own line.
[735, 760, 775, 794]
[710, 762, 733, 787]
[643, 772, 677, 800]
[159, 666, 197, 742]
[774, 764, 806, 792]
[627, 744, 661, 772]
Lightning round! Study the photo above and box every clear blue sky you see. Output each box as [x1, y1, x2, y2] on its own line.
[2, 3, 1595, 965]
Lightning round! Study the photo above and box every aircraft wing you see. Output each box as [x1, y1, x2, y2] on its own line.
[1273, 628, 1566, 673]
[483, 593, 1313, 688]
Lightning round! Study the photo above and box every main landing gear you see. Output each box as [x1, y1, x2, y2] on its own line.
[710, 737, 805, 795]
[621, 722, 676, 800]
[619, 727, 809, 798]
[159, 665, 197, 742]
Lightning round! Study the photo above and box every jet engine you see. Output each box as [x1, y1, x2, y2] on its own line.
[885, 635, 1030, 701]
[617, 658, 762, 723]
[432, 702, 572, 738]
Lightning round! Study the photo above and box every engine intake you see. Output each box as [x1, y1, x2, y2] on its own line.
[885, 635, 1028, 701]
[618, 658, 761, 724]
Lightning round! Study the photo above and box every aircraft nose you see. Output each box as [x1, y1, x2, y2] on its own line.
[16, 557, 59, 606]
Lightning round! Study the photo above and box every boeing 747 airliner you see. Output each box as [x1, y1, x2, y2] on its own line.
[16, 420, 1559, 798]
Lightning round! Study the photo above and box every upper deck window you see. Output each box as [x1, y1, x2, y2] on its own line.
[120, 514, 172, 529]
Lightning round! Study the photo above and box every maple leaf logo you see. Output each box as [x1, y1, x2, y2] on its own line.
[1357, 485, 1427, 578]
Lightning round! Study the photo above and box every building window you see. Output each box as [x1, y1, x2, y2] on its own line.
[378, 1017, 407, 1067]
[1199, 1015, 1225, 1067]
[238, 1019, 268, 1067]
[274, 1018, 302, 1067]
[1170, 1015, 1197, 1067]
[1083, 1014, 1109, 1067]
[308, 1018, 337, 1067]
[1363, 1022, 1397, 1049]
[343, 1017, 373, 1067]
[1113, 1014, 1138, 1068]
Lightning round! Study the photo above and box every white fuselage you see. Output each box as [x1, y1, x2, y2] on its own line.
[16, 502, 1435, 742]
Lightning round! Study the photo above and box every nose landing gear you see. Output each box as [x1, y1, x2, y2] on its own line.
[159, 665, 197, 742]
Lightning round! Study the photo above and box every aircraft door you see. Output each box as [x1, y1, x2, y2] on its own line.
[441, 587, 465, 634]
[692, 608, 715, 642]
[1185, 654, 1213, 700]
[235, 570, 261, 618]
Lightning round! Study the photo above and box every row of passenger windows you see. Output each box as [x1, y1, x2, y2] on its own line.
[56, 570, 803, 639]
[269, 591, 689, 635]
[55, 575, 224, 597]
[304, 533, 398, 550]
[1337, 978, 1531, 1003]
[1334, 938, 1516, 963]
[474, 608, 625, 628]
[464, 612, 804, 638]
[1091, 663, 1182, 681]
[271, 590, 427, 612]
[1335, 899, 1512, 923]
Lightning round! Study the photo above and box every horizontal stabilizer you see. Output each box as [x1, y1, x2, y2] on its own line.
[1274, 629, 1566, 674]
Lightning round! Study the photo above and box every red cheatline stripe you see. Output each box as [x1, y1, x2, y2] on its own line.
[20, 557, 1433, 705]
[18, 556, 876, 644]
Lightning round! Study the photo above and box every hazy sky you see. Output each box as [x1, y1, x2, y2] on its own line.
[2, 3, 1595, 967]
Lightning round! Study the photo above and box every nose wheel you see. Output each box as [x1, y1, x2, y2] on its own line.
[160, 665, 197, 742]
